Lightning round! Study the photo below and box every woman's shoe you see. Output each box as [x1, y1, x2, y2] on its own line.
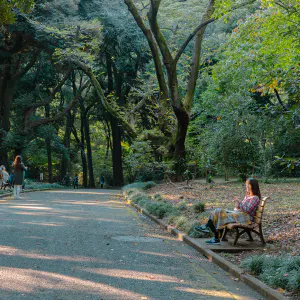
[205, 237, 220, 245]
[194, 225, 210, 234]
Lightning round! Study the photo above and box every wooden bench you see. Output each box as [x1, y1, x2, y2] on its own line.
[221, 196, 270, 245]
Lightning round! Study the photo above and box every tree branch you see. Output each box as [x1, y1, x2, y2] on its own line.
[174, 17, 215, 64]
[71, 59, 138, 139]
[148, 0, 174, 69]
[174, 0, 256, 64]
[124, 0, 168, 100]
[274, 88, 288, 111]
[25, 80, 90, 130]
[14, 49, 41, 80]
[31, 68, 72, 110]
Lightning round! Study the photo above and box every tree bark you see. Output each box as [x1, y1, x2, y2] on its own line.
[45, 104, 53, 182]
[0, 63, 16, 166]
[72, 124, 88, 188]
[60, 112, 72, 181]
[79, 98, 95, 188]
[110, 116, 124, 187]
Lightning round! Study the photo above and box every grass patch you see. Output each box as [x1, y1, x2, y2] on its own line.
[241, 254, 300, 292]
[122, 181, 156, 191]
[193, 201, 205, 213]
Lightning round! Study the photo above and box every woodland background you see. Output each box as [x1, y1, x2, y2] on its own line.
[0, 0, 299, 187]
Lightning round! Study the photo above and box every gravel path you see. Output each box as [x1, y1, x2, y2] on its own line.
[0, 190, 264, 300]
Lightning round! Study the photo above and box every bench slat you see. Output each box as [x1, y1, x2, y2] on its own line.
[254, 216, 262, 224]
[255, 211, 263, 218]
[257, 206, 264, 213]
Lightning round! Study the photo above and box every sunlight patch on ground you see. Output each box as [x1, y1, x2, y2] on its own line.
[0, 267, 144, 298]
[46, 190, 119, 196]
[145, 233, 178, 241]
[0, 246, 110, 263]
[80, 268, 181, 283]
[135, 250, 176, 258]
[21, 222, 64, 227]
[174, 287, 243, 299]
[10, 206, 53, 210]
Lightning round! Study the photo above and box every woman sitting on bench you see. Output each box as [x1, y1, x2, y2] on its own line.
[195, 178, 261, 245]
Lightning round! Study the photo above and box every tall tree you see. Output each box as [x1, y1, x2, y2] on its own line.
[124, 0, 254, 176]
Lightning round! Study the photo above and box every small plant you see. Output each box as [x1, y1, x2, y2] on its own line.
[241, 254, 300, 292]
[176, 200, 187, 211]
[193, 202, 205, 214]
[174, 216, 189, 231]
[153, 193, 163, 201]
[146, 201, 174, 219]
[122, 181, 156, 191]
[241, 255, 265, 275]
[144, 181, 157, 190]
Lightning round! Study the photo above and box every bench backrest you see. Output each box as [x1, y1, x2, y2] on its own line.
[253, 196, 269, 225]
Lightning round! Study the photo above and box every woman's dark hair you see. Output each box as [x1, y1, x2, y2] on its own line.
[14, 155, 22, 171]
[247, 178, 261, 199]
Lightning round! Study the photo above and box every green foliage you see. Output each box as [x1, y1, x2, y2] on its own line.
[124, 140, 166, 182]
[176, 200, 187, 211]
[0, 0, 34, 25]
[241, 254, 300, 292]
[173, 216, 190, 232]
[122, 181, 156, 191]
[193, 202, 205, 214]
[146, 201, 175, 219]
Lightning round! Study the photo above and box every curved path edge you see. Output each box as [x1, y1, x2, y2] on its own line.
[0, 188, 56, 199]
[126, 200, 287, 300]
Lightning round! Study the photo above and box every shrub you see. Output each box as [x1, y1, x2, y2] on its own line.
[241, 255, 265, 275]
[176, 201, 187, 211]
[131, 192, 151, 204]
[124, 140, 166, 181]
[146, 201, 174, 219]
[144, 181, 157, 190]
[241, 255, 300, 292]
[153, 194, 163, 201]
[174, 216, 189, 231]
[122, 181, 156, 191]
[193, 202, 205, 214]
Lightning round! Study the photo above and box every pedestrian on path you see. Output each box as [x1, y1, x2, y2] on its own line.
[195, 178, 261, 245]
[0, 166, 3, 189]
[12, 155, 27, 199]
[73, 174, 79, 189]
[100, 175, 105, 188]
[0, 166, 10, 189]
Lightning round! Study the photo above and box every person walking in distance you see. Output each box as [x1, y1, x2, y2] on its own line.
[100, 175, 105, 189]
[12, 156, 27, 199]
[1, 166, 10, 189]
[73, 174, 79, 189]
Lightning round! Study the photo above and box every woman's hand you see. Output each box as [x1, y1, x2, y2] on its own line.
[233, 196, 239, 202]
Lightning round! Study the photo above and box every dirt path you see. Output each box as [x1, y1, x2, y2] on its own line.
[0, 190, 264, 299]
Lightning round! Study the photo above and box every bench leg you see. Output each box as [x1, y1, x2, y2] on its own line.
[251, 228, 266, 245]
[221, 227, 228, 242]
[233, 228, 240, 245]
[246, 230, 254, 241]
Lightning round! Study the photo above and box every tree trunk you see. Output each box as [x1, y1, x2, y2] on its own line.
[45, 105, 53, 182]
[173, 107, 189, 179]
[80, 121, 88, 188]
[0, 66, 16, 166]
[110, 116, 124, 187]
[79, 98, 95, 188]
[60, 113, 72, 181]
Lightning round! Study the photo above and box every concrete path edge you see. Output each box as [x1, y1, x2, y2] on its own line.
[127, 201, 287, 300]
[0, 188, 56, 199]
